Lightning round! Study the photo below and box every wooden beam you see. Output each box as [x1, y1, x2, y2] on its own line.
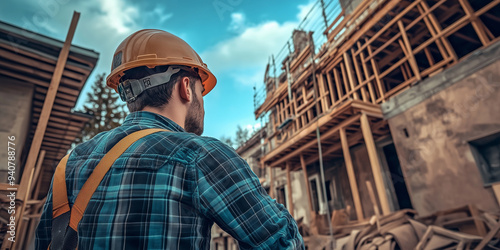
[366, 181, 381, 231]
[366, 43, 386, 101]
[300, 154, 316, 232]
[30, 150, 46, 200]
[333, 67, 343, 103]
[419, 0, 459, 62]
[286, 162, 295, 217]
[269, 165, 274, 199]
[492, 183, 500, 208]
[459, 0, 490, 46]
[268, 113, 361, 167]
[343, 52, 360, 100]
[397, 20, 421, 81]
[325, 72, 336, 106]
[340, 128, 364, 221]
[351, 48, 367, 102]
[360, 112, 391, 215]
[18, 12, 80, 202]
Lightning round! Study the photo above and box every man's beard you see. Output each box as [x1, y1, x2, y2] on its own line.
[184, 94, 204, 136]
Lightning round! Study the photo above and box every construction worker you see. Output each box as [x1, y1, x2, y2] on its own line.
[35, 29, 304, 249]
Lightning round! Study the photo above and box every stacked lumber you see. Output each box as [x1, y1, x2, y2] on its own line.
[302, 205, 500, 250]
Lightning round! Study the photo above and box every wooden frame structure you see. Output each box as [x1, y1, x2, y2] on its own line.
[255, 0, 500, 229]
[0, 12, 98, 249]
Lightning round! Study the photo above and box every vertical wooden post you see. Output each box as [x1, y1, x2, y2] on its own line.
[30, 150, 46, 199]
[286, 162, 295, 217]
[366, 181, 381, 231]
[340, 128, 364, 221]
[360, 112, 391, 215]
[419, 0, 458, 62]
[343, 52, 360, 100]
[18, 12, 80, 201]
[459, 0, 490, 46]
[269, 165, 275, 199]
[300, 155, 315, 220]
[333, 68, 343, 103]
[366, 43, 386, 101]
[397, 20, 421, 81]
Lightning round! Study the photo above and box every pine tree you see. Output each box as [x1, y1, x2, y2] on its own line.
[220, 135, 235, 148]
[74, 73, 128, 144]
[235, 125, 250, 148]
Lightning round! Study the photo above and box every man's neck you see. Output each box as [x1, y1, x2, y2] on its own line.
[142, 106, 186, 130]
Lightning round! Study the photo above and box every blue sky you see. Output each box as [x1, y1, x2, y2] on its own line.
[1, 0, 316, 139]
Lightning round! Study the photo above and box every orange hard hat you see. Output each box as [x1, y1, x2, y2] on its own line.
[106, 29, 217, 96]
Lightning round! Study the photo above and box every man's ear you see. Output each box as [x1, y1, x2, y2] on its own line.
[179, 76, 191, 102]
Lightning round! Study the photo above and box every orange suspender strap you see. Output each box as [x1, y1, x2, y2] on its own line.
[52, 154, 71, 218]
[51, 128, 168, 232]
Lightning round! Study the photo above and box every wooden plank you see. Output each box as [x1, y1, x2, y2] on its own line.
[343, 52, 359, 100]
[333, 67, 343, 102]
[11, 17, 80, 247]
[351, 48, 368, 102]
[398, 20, 421, 81]
[268, 113, 361, 167]
[30, 150, 45, 200]
[366, 43, 386, 101]
[340, 62, 351, 98]
[474, 221, 500, 250]
[286, 162, 295, 217]
[419, 0, 459, 62]
[417, 3, 449, 60]
[300, 154, 316, 234]
[358, 47, 376, 103]
[366, 181, 381, 231]
[469, 204, 487, 237]
[360, 112, 391, 215]
[459, 0, 490, 46]
[340, 128, 364, 221]
[492, 183, 500, 207]
[10, 168, 34, 250]
[325, 71, 336, 106]
[316, 74, 328, 113]
[269, 165, 274, 199]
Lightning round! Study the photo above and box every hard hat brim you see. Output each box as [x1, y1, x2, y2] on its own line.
[106, 58, 217, 96]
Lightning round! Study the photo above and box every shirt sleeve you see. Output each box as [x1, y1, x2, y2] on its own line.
[35, 181, 53, 250]
[193, 138, 304, 250]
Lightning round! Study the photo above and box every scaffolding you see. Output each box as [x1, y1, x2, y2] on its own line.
[253, 0, 500, 238]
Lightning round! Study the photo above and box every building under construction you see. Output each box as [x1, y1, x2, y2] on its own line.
[248, 0, 500, 248]
[0, 0, 500, 249]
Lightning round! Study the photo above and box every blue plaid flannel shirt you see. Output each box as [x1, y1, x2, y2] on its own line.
[36, 111, 304, 249]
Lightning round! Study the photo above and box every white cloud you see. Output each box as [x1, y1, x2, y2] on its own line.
[201, 20, 296, 74]
[200, 2, 317, 86]
[153, 7, 173, 23]
[228, 12, 246, 32]
[99, 0, 139, 34]
[297, 2, 315, 21]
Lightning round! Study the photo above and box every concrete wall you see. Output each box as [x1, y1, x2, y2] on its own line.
[385, 59, 500, 216]
[272, 167, 312, 225]
[0, 77, 34, 183]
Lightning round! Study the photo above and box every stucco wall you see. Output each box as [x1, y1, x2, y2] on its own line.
[387, 60, 500, 216]
[0, 77, 34, 183]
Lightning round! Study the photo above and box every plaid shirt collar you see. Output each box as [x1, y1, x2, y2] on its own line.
[123, 111, 186, 133]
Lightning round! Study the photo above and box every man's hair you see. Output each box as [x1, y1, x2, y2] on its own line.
[120, 65, 201, 112]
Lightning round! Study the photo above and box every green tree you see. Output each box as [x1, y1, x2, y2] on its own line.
[220, 135, 235, 148]
[74, 73, 128, 144]
[235, 125, 250, 148]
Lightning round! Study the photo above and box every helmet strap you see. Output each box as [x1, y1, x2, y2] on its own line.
[118, 66, 181, 102]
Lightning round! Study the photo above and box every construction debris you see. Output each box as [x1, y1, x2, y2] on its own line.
[299, 205, 500, 249]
